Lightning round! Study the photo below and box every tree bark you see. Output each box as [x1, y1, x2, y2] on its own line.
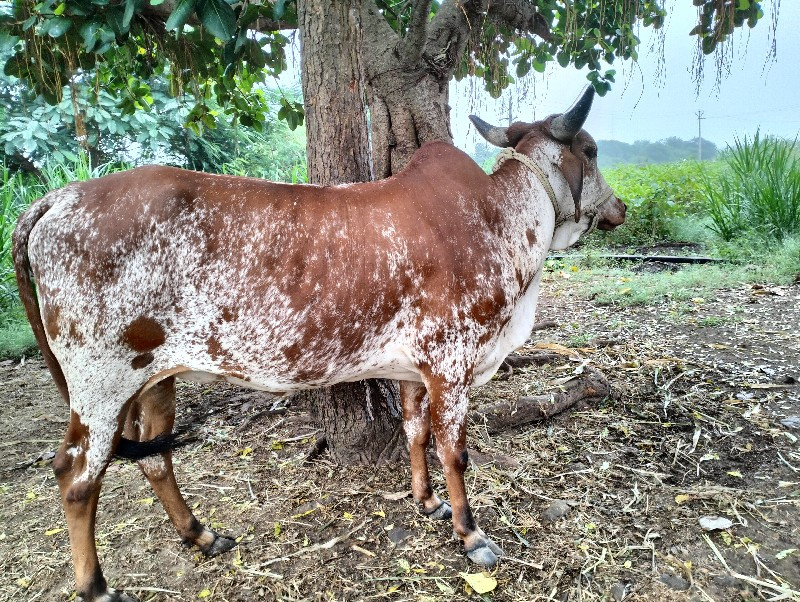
[296, 0, 406, 465]
[298, 0, 371, 185]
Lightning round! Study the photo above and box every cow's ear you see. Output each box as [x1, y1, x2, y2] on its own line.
[561, 152, 584, 221]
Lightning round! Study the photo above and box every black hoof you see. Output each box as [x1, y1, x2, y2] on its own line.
[423, 501, 452, 520]
[465, 536, 505, 567]
[202, 533, 238, 557]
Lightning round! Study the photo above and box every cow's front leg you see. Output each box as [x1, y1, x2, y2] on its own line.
[427, 379, 504, 567]
[399, 381, 451, 519]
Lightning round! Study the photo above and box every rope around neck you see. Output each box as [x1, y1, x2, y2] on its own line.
[493, 148, 616, 231]
[493, 148, 558, 214]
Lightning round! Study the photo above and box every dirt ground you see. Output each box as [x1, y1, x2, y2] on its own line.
[1, 268, 798, 602]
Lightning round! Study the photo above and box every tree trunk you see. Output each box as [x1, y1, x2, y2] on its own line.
[368, 74, 452, 178]
[296, 0, 406, 465]
[298, 0, 371, 185]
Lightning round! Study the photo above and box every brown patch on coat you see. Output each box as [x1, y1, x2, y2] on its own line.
[207, 336, 223, 360]
[470, 287, 507, 324]
[45, 305, 61, 339]
[526, 228, 537, 246]
[67, 321, 84, 344]
[122, 317, 166, 352]
[132, 352, 155, 370]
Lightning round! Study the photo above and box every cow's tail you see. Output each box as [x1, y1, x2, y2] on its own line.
[12, 192, 70, 404]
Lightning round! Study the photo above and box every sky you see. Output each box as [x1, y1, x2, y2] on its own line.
[450, 0, 800, 151]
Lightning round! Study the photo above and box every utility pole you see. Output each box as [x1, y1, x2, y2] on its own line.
[696, 110, 705, 161]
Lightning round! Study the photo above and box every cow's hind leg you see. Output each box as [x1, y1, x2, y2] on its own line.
[399, 380, 451, 519]
[53, 408, 136, 602]
[426, 378, 504, 567]
[124, 378, 236, 557]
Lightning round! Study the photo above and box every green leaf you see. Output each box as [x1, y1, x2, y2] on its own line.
[197, 0, 236, 40]
[53, 2, 66, 16]
[274, 0, 287, 19]
[165, 0, 196, 32]
[47, 17, 72, 38]
[122, 0, 135, 29]
[80, 22, 99, 51]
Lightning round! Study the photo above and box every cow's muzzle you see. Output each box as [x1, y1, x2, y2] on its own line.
[596, 196, 626, 231]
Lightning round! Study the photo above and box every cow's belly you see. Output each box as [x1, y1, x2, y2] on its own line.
[472, 270, 543, 387]
[171, 336, 423, 394]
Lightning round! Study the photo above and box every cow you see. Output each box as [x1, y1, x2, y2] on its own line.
[13, 86, 624, 602]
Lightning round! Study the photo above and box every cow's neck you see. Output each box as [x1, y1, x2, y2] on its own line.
[487, 147, 559, 249]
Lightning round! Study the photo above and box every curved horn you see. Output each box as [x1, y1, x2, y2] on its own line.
[469, 115, 510, 147]
[549, 85, 595, 142]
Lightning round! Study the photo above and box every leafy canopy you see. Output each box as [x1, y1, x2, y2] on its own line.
[0, 0, 767, 128]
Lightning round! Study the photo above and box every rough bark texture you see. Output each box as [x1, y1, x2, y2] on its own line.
[307, 381, 406, 465]
[298, 0, 371, 185]
[296, 0, 405, 465]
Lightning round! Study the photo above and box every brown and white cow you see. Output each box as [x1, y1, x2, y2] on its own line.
[13, 86, 624, 601]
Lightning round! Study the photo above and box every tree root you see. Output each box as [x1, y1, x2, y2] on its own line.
[472, 368, 610, 434]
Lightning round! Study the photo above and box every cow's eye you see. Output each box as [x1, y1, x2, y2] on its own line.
[584, 146, 597, 159]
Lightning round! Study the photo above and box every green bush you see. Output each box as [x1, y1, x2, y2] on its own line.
[703, 133, 800, 241]
[596, 161, 721, 245]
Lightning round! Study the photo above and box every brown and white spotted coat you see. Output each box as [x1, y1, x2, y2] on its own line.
[13, 87, 625, 601]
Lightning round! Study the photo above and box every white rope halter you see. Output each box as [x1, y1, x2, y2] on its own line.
[493, 148, 558, 213]
[492, 147, 615, 230]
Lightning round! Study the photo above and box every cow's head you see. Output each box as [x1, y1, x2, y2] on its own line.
[470, 86, 626, 250]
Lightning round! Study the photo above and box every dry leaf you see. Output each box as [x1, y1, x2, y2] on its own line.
[460, 571, 498, 594]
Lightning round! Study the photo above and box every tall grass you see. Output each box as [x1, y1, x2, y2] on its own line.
[0, 154, 127, 358]
[0, 166, 43, 312]
[703, 133, 800, 241]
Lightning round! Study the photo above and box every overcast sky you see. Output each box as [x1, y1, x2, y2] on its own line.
[451, 0, 800, 151]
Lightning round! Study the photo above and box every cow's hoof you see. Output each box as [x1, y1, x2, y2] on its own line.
[424, 501, 452, 521]
[202, 533, 238, 557]
[466, 539, 505, 567]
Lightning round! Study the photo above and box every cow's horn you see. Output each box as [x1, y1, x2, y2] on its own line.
[549, 85, 595, 142]
[469, 115, 510, 148]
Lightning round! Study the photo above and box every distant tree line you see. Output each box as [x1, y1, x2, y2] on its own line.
[471, 136, 717, 171]
[597, 137, 718, 168]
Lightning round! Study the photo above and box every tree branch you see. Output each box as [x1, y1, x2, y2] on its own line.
[140, 0, 294, 33]
[422, 0, 484, 77]
[399, 0, 434, 66]
[486, 0, 552, 42]
[471, 368, 610, 434]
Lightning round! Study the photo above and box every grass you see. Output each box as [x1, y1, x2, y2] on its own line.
[703, 133, 800, 241]
[549, 234, 800, 306]
[0, 308, 36, 359]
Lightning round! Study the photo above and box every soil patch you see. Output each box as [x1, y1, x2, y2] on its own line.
[1, 275, 798, 601]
